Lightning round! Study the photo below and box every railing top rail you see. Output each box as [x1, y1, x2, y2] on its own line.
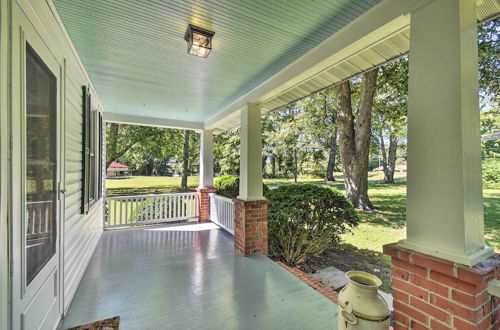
[209, 193, 234, 204]
[105, 192, 197, 200]
[26, 200, 53, 205]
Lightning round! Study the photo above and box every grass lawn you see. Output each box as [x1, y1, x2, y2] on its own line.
[105, 171, 405, 195]
[338, 184, 499, 253]
[106, 176, 200, 196]
[263, 171, 407, 187]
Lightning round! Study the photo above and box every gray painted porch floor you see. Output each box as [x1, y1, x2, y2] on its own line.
[61, 222, 338, 330]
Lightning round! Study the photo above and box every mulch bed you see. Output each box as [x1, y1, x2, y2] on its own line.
[279, 244, 393, 293]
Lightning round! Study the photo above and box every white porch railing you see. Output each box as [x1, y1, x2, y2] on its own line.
[26, 200, 53, 240]
[209, 193, 235, 235]
[104, 192, 198, 228]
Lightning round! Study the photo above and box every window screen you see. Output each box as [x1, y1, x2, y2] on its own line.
[25, 44, 57, 285]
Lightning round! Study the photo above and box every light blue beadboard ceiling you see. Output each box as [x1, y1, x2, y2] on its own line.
[53, 0, 381, 122]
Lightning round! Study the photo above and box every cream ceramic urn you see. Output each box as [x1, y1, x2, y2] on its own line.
[337, 271, 390, 329]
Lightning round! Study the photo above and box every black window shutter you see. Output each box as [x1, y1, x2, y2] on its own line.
[98, 112, 103, 200]
[81, 86, 91, 214]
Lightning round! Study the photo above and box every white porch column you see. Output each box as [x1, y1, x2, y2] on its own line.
[235, 103, 268, 256]
[398, 0, 492, 266]
[199, 129, 214, 188]
[238, 103, 264, 201]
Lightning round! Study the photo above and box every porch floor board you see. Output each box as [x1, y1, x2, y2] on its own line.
[61, 222, 338, 329]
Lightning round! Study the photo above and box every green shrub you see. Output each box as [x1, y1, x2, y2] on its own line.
[267, 184, 359, 265]
[214, 175, 240, 198]
[483, 158, 500, 189]
[214, 174, 270, 199]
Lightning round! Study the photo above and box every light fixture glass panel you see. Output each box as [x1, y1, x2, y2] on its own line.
[184, 25, 214, 58]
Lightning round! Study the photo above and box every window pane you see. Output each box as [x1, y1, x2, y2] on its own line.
[25, 44, 57, 285]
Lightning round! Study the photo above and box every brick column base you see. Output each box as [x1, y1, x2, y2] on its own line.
[384, 243, 499, 330]
[234, 199, 269, 256]
[196, 187, 217, 223]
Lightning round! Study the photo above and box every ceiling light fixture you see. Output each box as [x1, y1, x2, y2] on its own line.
[184, 24, 215, 58]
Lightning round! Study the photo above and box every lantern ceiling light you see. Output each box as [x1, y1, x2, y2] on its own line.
[184, 24, 215, 58]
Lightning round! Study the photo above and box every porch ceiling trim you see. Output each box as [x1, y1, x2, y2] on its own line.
[203, 0, 420, 130]
[104, 112, 203, 130]
[204, 0, 500, 131]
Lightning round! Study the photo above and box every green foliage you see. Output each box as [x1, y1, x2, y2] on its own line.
[373, 56, 408, 133]
[267, 184, 359, 265]
[213, 128, 240, 175]
[478, 18, 499, 109]
[483, 158, 500, 189]
[214, 175, 240, 199]
[106, 123, 200, 178]
[261, 90, 337, 181]
[481, 108, 500, 159]
[214, 174, 270, 199]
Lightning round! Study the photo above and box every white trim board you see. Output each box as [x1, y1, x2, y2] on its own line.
[104, 112, 203, 130]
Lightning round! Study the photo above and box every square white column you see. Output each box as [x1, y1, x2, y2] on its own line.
[398, 0, 492, 266]
[199, 129, 214, 188]
[238, 103, 264, 201]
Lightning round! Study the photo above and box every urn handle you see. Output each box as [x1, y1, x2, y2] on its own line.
[342, 307, 357, 326]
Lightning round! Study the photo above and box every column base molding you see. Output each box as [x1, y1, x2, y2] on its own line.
[397, 239, 493, 267]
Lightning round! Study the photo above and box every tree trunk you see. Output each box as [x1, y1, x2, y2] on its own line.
[262, 156, 267, 177]
[378, 129, 390, 182]
[271, 155, 276, 177]
[325, 128, 338, 181]
[293, 148, 298, 183]
[106, 123, 137, 169]
[145, 159, 154, 176]
[181, 130, 190, 189]
[335, 68, 378, 210]
[385, 134, 398, 183]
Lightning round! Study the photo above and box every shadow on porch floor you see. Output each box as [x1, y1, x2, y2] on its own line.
[61, 222, 338, 329]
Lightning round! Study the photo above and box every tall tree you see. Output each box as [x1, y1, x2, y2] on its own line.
[372, 56, 408, 183]
[181, 130, 190, 189]
[478, 18, 499, 109]
[213, 128, 240, 175]
[325, 129, 338, 181]
[265, 104, 311, 182]
[106, 123, 172, 169]
[297, 88, 337, 180]
[335, 68, 378, 210]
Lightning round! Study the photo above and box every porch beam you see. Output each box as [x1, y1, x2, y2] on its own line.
[104, 112, 203, 130]
[238, 103, 264, 201]
[199, 129, 214, 188]
[398, 0, 492, 266]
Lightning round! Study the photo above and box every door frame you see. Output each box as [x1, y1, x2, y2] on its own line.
[0, 0, 11, 329]
[9, 2, 64, 328]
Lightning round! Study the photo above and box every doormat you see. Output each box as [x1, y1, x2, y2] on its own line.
[65, 316, 120, 330]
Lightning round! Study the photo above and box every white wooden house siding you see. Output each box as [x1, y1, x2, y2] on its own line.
[8, 0, 105, 315]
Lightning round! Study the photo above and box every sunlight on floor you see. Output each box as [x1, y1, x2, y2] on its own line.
[145, 222, 220, 232]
